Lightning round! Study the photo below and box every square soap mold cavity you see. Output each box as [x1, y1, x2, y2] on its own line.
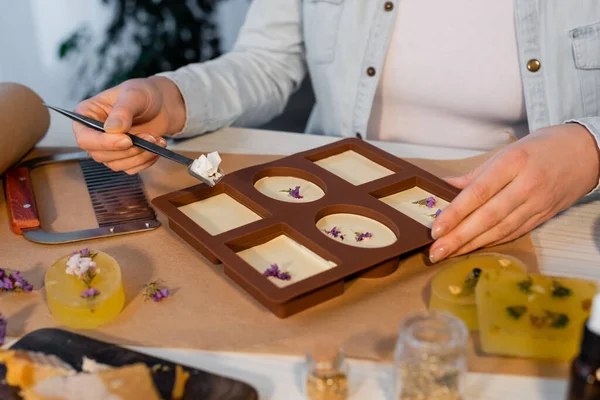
[306, 143, 398, 185]
[371, 177, 452, 228]
[174, 185, 265, 236]
[230, 232, 338, 289]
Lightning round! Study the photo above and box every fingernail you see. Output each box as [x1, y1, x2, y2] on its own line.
[431, 224, 447, 240]
[429, 246, 448, 264]
[116, 138, 132, 149]
[104, 118, 124, 132]
[145, 135, 157, 143]
[159, 138, 167, 146]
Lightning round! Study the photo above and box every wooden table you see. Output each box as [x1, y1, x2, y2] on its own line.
[23, 117, 600, 399]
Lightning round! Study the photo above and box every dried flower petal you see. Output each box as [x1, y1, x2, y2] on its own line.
[143, 280, 170, 302]
[430, 209, 442, 219]
[413, 196, 437, 209]
[280, 186, 304, 199]
[0, 269, 33, 293]
[324, 226, 345, 240]
[354, 231, 373, 242]
[0, 314, 6, 346]
[263, 264, 292, 281]
[80, 288, 100, 298]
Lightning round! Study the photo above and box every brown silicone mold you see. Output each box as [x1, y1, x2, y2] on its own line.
[152, 138, 460, 317]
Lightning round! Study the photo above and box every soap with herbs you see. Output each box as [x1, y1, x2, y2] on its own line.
[429, 253, 527, 330]
[476, 270, 598, 361]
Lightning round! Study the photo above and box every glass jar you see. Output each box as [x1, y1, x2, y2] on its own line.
[393, 310, 468, 400]
[305, 342, 349, 400]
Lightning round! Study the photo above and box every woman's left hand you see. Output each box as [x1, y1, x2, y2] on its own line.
[429, 123, 600, 263]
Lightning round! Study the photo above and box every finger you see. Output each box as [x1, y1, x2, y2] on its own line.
[447, 202, 541, 258]
[123, 157, 160, 176]
[106, 153, 160, 173]
[72, 100, 132, 151]
[89, 147, 145, 163]
[431, 151, 524, 240]
[104, 85, 153, 133]
[74, 125, 133, 151]
[104, 136, 163, 172]
[444, 163, 484, 189]
[89, 136, 166, 163]
[429, 181, 527, 262]
[484, 208, 553, 248]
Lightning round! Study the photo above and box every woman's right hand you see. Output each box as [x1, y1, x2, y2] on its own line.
[73, 76, 186, 175]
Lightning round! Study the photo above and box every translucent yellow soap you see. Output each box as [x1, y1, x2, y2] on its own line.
[429, 253, 527, 330]
[476, 271, 597, 361]
[45, 250, 125, 329]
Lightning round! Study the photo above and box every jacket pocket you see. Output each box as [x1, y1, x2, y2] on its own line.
[303, 0, 344, 64]
[570, 22, 600, 116]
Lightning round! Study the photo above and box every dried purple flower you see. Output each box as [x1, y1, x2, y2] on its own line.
[80, 288, 100, 298]
[143, 280, 170, 302]
[324, 226, 345, 240]
[0, 314, 6, 346]
[80, 248, 91, 257]
[430, 209, 442, 219]
[355, 231, 373, 242]
[1, 278, 12, 290]
[263, 264, 292, 281]
[413, 196, 437, 209]
[0, 269, 33, 293]
[279, 186, 304, 199]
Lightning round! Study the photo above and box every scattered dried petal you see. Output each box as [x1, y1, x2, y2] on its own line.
[354, 231, 373, 242]
[80, 288, 100, 298]
[143, 280, 170, 302]
[263, 264, 292, 281]
[448, 285, 462, 295]
[280, 186, 304, 199]
[414, 196, 437, 209]
[430, 209, 443, 219]
[498, 259, 512, 267]
[0, 269, 33, 293]
[324, 226, 345, 240]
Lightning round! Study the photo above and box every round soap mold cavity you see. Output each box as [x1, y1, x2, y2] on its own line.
[253, 167, 327, 203]
[315, 205, 399, 249]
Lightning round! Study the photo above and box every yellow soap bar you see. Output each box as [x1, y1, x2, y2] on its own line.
[45, 250, 125, 329]
[429, 253, 527, 330]
[476, 271, 597, 361]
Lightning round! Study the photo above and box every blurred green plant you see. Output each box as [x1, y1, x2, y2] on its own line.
[59, 0, 223, 100]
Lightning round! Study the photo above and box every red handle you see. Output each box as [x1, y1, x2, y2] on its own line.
[4, 167, 40, 234]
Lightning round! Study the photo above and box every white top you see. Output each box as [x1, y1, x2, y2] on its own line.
[368, 0, 528, 150]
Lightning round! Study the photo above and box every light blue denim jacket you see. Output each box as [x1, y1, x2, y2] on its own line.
[160, 0, 600, 180]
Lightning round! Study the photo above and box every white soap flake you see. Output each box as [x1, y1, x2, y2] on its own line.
[190, 151, 222, 184]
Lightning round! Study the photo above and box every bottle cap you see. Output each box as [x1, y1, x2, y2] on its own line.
[308, 342, 343, 372]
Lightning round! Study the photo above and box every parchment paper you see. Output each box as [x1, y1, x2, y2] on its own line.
[1, 149, 564, 378]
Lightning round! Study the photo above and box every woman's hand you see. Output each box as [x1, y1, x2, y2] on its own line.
[429, 123, 600, 263]
[73, 76, 186, 175]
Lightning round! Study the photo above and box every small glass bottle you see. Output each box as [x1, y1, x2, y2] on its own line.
[393, 310, 468, 400]
[305, 342, 349, 400]
[567, 293, 600, 400]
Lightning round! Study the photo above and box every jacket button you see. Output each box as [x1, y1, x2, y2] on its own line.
[527, 59, 541, 72]
[384, 2, 394, 11]
[366, 67, 376, 77]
